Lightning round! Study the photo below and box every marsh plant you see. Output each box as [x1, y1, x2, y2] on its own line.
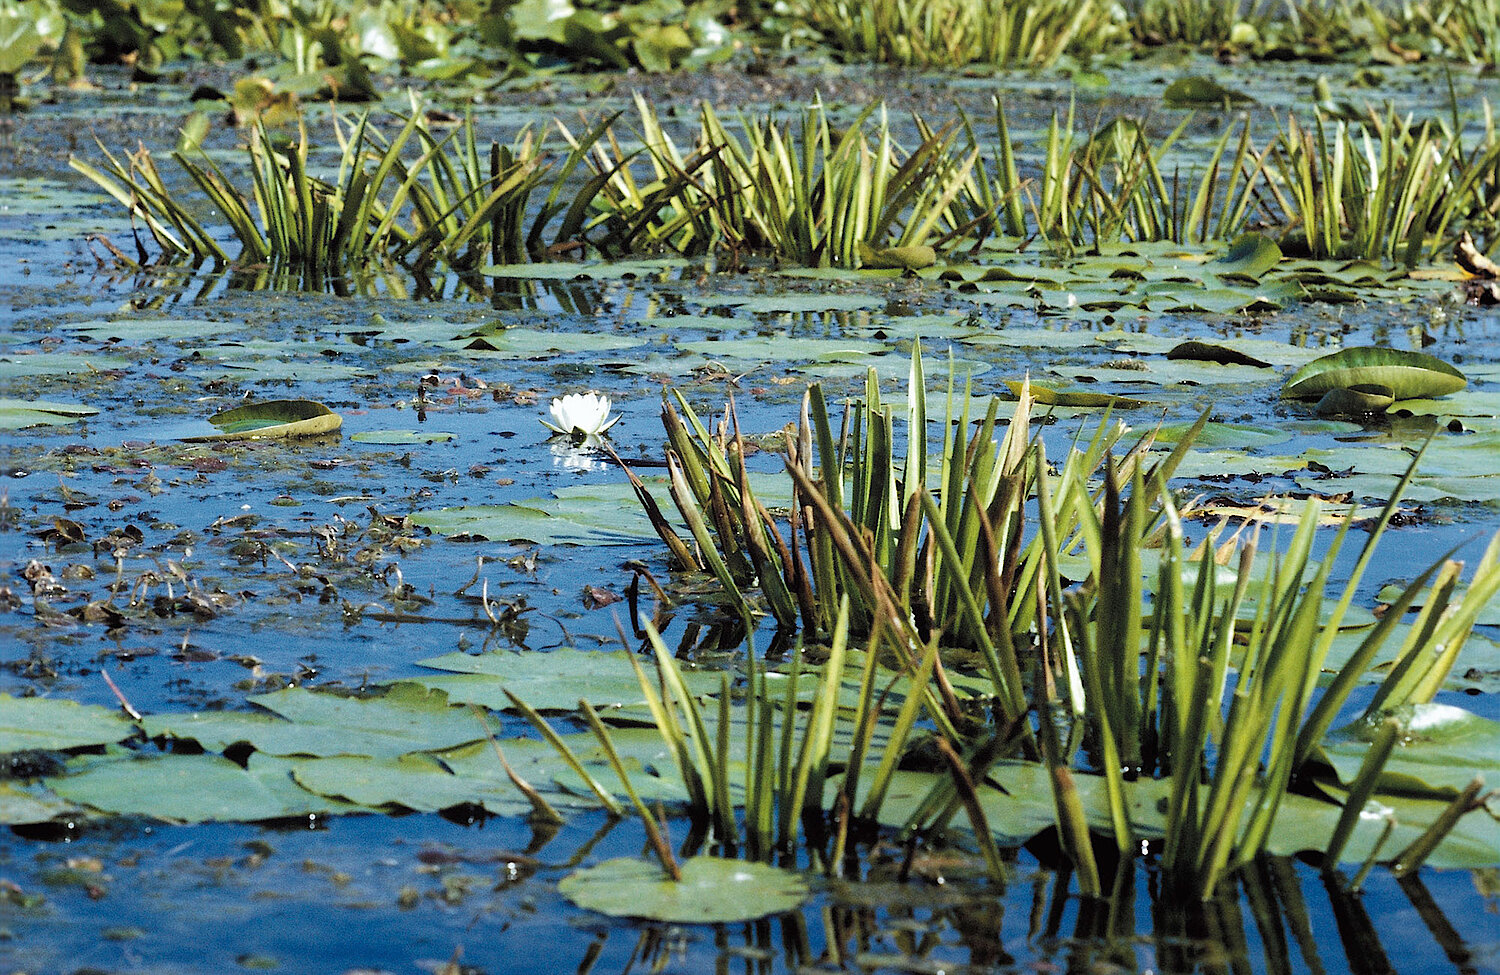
[71, 101, 615, 278]
[76, 94, 1500, 273]
[562, 344, 1500, 898]
[798, 0, 1126, 69]
[561, 96, 978, 267]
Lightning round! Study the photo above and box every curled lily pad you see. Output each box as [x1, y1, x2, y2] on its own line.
[1166, 341, 1272, 368]
[858, 243, 937, 270]
[1282, 348, 1467, 401]
[183, 400, 342, 441]
[1212, 232, 1282, 280]
[559, 856, 808, 923]
[1317, 384, 1395, 416]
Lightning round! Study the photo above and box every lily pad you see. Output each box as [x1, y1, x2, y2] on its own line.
[1317, 385, 1395, 415]
[858, 243, 936, 270]
[1213, 232, 1282, 280]
[0, 398, 99, 430]
[560, 856, 809, 923]
[404, 648, 721, 712]
[1283, 348, 1467, 401]
[52, 752, 362, 823]
[181, 400, 342, 441]
[410, 501, 658, 546]
[1166, 341, 1273, 368]
[0, 783, 76, 825]
[147, 684, 486, 758]
[350, 429, 456, 445]
[1005, 381, 1150, 409]
[0, 695, 135, 753]
[1163, 76, 1255, 107]
[451, 326, 643, 358]
[289, 752, 531, 815]
[1321, 703, 1500, 797]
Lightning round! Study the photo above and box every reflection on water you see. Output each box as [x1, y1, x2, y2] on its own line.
[3, 809, 1494, 975]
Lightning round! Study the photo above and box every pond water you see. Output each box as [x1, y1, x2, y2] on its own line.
[1, 55, 1499, 974]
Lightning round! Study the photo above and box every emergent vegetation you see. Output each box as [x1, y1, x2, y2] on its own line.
[72, 94, 1500, 275]
[574, 345, 1500, 899]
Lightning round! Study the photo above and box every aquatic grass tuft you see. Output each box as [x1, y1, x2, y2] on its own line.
[590, 343, 1500, 898]
[1261, 104, 1500, 264]
[799, 0, 1125, 69]
[70, 101, 610, 280]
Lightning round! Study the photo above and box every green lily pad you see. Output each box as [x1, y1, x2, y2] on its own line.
[289, 752, 531, 815]
[0, 783, 75, 825]
[712, 294, 884, 314]
[1317, 385, 1395, 415]
[146, 684, 486, 758]
[410, 501, 658, 546]
[1163, 76, 1255, 107]
[1165, 341, 1273, 368]
[1006, 381, 1150, 409]
[1213, 232, 1282, 279]
[66, 317, 241, 340]
[0, 695, 135, 753]
[1283, 348, 1467, 401]
[0, 5, 44, 75]
[1322, 703, 1500, 797]
[677, 336, 880, 365]
[560, 856, 809, 923]
[292, 730, 685, 814]
[52, 752, 361, 823]
[837, 760, 1499, 868]
[1148, 421, 1291, 449]
[181, 400, 342, 441]
[479, 259, 690, 280]
[404, 648, 721, 712]
[858, 243, 936, 270]
[0, 398, 99, 430]
[350, 429, 456, 445]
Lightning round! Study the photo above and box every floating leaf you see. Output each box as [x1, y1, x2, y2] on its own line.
[0, 783, 75, 825]
[1283, 348, 1467, 401]
[289, 752, 531, 815]
[404, 648, 721, 712]
[1004, 381, 1149, 409]
[560, 856, 809, 923]
[147, 684, 485, 758]
[291, 731, 684, 814]
[1322, 704, 1500, 797]
[350, 429, 456, 445]
[0, 3, 44, 75]
[710, 294, 884, 314]
[1163, 76, 1254, 107]
[450, 326, 642, 358]
[52, 753, 362, 823]
[1166, 341, 1273, 368]
[0, 398, 99, 430]
[1148, 421, 1291, 449]
[1189, 495, 1387, 527]
[1317, 385, 1395, 415]
[0, 695, 134, 752]
[1213, 232, 1282, 279]
[858, 243, 936, 270]
[410, 501, 659, 546]
[181, 400, 342, 441]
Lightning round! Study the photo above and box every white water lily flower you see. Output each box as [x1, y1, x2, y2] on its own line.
[542, 391, 619, 441]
